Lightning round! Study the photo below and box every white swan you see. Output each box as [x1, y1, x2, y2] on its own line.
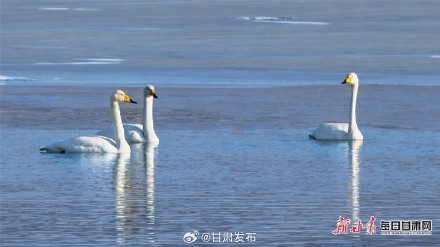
[40, 90, 137, 153]
[96, 85, 159, 143]
[309, 72, 363, 140]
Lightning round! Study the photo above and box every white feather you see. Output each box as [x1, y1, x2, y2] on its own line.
[97, 85, 159, 143]
[41, 90, 134, 153]
[310, 73, 363, 140]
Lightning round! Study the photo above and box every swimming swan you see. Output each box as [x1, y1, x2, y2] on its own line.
[309, 73, 363, 140]
[96, 85, 159, 143]
[40, 90, 137, 153]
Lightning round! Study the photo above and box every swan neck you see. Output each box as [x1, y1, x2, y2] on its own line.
[143, 96, 157, 139]
[111, 101, 128, 150]
[349, 84, 359, 131]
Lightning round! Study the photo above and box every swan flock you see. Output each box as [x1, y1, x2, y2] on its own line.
[96, 85, 159, 144]
[40, 86, 159, 154]
[41, 73, 364, 153]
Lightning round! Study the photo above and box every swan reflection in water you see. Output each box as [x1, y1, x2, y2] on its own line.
[348, 140, 362, 223]
[145, 143, 157, 242]
[115, 143, 158, 244]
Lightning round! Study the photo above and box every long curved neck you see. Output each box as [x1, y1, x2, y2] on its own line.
[143, 96, 157, 140]
[349, 84, 359, 132]
[111, 101, 129, 151]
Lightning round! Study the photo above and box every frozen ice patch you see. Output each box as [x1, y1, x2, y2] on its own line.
[39, 7, 70, 11]
[238, 16, 295, 22]
[72, 8, 100, 12]
[0, 75, 36, 85]
[430, 55, 440, 58]
[80, 58, 125, 62]
[0, 75, 35, 81]
[35, 62, 121, 65]
[34, 58, 124, 65]
[116, 27, 183, 32]
[39, 7, 100, 11]
[237, 16, 329, 25]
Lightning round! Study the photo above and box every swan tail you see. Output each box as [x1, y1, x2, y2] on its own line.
[40, 146, 66, 153]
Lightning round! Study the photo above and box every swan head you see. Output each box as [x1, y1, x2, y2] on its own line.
[111, 90, 137, 104]
[341, 72, 359, 85]
[144, 85, 158, 98]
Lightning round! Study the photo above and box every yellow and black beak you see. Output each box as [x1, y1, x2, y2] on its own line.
[342, 75, 352, 84]
[124, 94, 137, 104]
[150, 89, 158, 99]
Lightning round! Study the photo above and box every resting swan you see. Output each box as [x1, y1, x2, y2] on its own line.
[40, 90, 137, 153]
[96, 85, 159, 143]
[309, 72, 363, 140]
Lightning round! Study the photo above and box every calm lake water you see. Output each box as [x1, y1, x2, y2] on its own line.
[1, 0, 440, 246]
[1, 85, 439, 246]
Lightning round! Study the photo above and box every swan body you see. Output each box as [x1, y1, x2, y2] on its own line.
[97, 123, 145, 143]
[40, 136, 120, 153]
[40, 90, 137, 153]
[311, 123, 349, 140]
[96, 85, 159, 143]
[310, 73, 363, 140]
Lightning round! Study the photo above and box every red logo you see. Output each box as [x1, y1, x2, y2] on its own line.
[333, 216, 376, 235]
